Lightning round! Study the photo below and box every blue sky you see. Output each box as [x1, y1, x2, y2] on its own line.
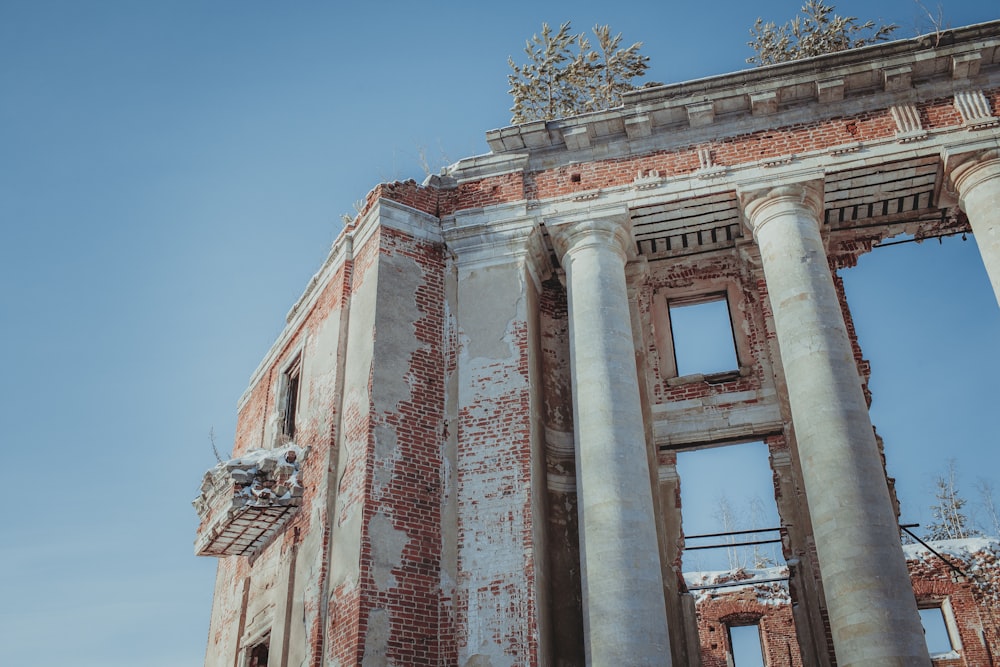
[1, 2, 997, 664]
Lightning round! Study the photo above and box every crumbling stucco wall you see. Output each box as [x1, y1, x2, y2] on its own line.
[451, 231, 549, 667]
[197, 25, 1000, 667]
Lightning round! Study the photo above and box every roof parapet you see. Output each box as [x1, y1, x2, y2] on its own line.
[485, 21, 1000, 156]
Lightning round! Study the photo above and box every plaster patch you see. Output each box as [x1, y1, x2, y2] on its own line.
[373, 423, 397, 459]
[372, 250, 424, 411]
[462, 641, 515, 667]
[361, 608, 391, 667]
[330, 503, 361, 588]
[368, 510, 408, 591]
[372, 424, 398, 497]
[458, 266, 524, 360]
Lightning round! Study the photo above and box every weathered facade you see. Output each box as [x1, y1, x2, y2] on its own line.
[195, 22, 1000, 667]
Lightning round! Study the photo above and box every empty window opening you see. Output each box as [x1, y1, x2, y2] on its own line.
[669, 296, 738, 377]
[920, 605, 958, 658]
[281, 355, 302, 441]
[677, 442, 781, 573]
[728, 623, 765, 667]
[247, 637, 270, 667]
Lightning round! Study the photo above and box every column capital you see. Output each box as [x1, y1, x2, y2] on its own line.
[947, 148, 1000, 210]
[547, 216, 634, 264]
[445, 215, 552, 290]
[738, 179, 825, 239]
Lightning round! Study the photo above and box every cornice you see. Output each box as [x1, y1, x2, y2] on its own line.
[480, 21, 1000, 170]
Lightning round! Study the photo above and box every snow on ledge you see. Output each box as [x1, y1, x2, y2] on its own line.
[192, 444, 308, 558]
[683, 566, 790, 605]
[903, 536, 1000, 560]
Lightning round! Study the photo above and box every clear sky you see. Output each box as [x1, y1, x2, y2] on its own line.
[1, 1, 997, 665]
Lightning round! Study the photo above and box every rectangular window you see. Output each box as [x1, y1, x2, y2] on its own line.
[281, 355, 302, 441]
[668, 295, 739, 378]
[728, 623, 765, 667]
[247, 636, 270, 667]
[920, 604, 959, 659]
[677, 441, 781, 573]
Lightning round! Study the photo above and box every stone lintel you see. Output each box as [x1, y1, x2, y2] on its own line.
[449, 151, 529, 183]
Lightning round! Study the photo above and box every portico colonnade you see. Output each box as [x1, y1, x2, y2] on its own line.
[741, 181, 929, 667]
[553, 217, 673, 666]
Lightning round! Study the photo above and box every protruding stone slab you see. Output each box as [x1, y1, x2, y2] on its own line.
[193, 445, 306, 558]
[816, 78, 845, 103]
[749, 91, 779, 116]
[686, 101, 715, 127]
[883, 65, 912, 91]
[562, 125, 594, 150]
[625, 114, 652, 139]
[952, 52, 981, 79]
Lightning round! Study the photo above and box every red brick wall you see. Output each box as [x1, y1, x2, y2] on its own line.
[205, 80, 1000, 667]
[352, 227, 447, 665]
[360, 90, 996, 222]
[454, 315, 540, 663]
[694, 586, 803, 667]
[320, 226, 452, 666]
[643, 253, 770, 404]
[908, 543, 1000, 667]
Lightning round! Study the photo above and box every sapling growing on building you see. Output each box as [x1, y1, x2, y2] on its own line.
[926, 459, 980, 541]
[507, 22, 649, 124]
[747, 0, 897, 65]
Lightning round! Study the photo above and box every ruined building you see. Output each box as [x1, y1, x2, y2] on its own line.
[194, 21, 1000, 667]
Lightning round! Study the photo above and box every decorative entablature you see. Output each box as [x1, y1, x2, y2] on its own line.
[445, 23, 1000, 268]
[193, 445, 306, 558]
[484, 21, 1000, 158]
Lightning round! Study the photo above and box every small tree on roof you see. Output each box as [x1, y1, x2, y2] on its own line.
[507, 22, 649, 125]
[747, 1, 898, 66]
[925, 459, 980, 541]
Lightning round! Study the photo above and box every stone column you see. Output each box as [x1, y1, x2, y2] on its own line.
[949, 149, 1000, 305]
[552, 217, 671, 666]
[741, 182, 928, 667]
